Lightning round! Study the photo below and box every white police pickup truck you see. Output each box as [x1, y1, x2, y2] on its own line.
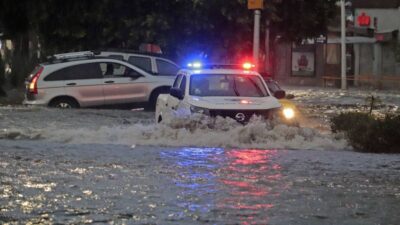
[155, 63, 295, 124]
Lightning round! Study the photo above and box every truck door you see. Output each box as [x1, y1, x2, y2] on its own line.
[167, 75, 188, 114]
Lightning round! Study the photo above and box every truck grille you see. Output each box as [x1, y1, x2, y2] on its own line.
[209, 109, 273, 123]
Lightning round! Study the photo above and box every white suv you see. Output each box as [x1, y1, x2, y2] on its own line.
[24, 51, 175, 109]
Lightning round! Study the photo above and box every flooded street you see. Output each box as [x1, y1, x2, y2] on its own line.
[1, 140, 400, 224]
[1, 87, 400, 225]
[1, 0, 400, 222]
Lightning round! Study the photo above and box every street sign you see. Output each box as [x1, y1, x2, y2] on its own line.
[315, 35, 327, 44]
[248, 0, 264, 10]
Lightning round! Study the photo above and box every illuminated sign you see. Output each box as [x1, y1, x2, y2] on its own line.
[357, 12, 371, 27]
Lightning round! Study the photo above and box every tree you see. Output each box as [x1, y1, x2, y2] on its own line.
[0, 0, 31, 54]
[0, 0, 337, 87]
[0, 54, 5, 96]
[165, 0, 253, 63]
[271, 0, 337, 42]
[0, 0, 42, 87]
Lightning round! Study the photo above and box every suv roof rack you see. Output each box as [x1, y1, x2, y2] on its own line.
[47, 51, 96, 63]
[52, 51, 94, 60]
[94, 48, 172, 58]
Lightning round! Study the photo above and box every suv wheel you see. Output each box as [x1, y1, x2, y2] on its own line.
[146, 89, 168, 111]
[49, 98, 79, 109]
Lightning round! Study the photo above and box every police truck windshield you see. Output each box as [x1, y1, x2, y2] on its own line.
[189, 74, 269, 97]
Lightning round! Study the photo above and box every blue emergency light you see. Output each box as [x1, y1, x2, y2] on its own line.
[187, 62, 202, 69]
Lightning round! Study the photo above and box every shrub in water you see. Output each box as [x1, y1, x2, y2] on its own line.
[377, 115, 400, 153]
[331, 112, 400, 153]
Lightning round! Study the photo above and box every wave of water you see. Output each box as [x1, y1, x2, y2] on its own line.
[0, 115, 348, 150]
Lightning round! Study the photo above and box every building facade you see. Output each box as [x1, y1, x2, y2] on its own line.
[274, 0, 400, 88]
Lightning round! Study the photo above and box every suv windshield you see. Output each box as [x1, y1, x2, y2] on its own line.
[189, 74, 269, 97]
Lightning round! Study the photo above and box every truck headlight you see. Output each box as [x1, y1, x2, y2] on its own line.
[190, 105, 210, 115]
[282, 107, 295, 120]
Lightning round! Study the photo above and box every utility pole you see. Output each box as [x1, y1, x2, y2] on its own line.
[341, 0, 347, 90]
[253, 9, 261, 68]
[248, 0, 264, 70]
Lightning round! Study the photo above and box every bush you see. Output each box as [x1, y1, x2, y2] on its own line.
[331, 112, 400, 153]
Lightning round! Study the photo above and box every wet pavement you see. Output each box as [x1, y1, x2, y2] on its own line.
[1, 94, 400, 225]
[1, 140, 399, 225]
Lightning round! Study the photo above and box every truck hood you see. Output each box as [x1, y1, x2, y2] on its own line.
[188, 96, 281, 110]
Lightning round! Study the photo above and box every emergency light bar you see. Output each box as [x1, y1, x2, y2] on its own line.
[242, 62, 255, 70]
[186, 62, 255, 70]
[187, 62, 202, 68]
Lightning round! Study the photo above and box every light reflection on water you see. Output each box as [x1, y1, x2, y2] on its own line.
[2, 143, 398, 224]
[160, 148, 222, 216]
[161, 148, 283, 224]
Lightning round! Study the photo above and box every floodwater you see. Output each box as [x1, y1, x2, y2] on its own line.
[1, 141, 400, 224]
[0, 107, 400, 224]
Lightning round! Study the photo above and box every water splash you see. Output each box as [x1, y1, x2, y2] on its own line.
[1, 115, 348, 150]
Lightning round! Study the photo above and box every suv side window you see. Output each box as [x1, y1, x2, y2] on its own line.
[156, 59, 179, 76]
[128, 56, 152, 73]
[44, 63, 102, 81]
[108, 55, 124, 61]
[99, 62, 142, 78]
[44, 68, 69, 81]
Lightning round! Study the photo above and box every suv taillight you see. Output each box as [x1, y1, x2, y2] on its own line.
[28, 66, 44, 94]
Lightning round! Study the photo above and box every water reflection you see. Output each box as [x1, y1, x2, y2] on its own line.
[160, 148, 223, 216]
[161, 148, 283, 224]
[218, 149, 282, 224]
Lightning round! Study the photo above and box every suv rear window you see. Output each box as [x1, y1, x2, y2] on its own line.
[156, 59, 179, 76]
[26, 65, 43, 82]
[128, 56, 152, 73]
[44, 63, 103, 81]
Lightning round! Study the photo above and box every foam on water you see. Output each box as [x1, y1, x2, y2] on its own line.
[1, 114, 349, 150]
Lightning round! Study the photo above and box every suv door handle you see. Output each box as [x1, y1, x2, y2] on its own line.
[66, 83, 76, 86]
[104, 80, 115, 84]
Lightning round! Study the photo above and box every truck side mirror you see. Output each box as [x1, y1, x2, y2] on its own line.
[170, 87, 184, 100]
[274, 90, 286, 99]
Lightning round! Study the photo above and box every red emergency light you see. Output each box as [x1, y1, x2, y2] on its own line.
[242, 62, 255, 70]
